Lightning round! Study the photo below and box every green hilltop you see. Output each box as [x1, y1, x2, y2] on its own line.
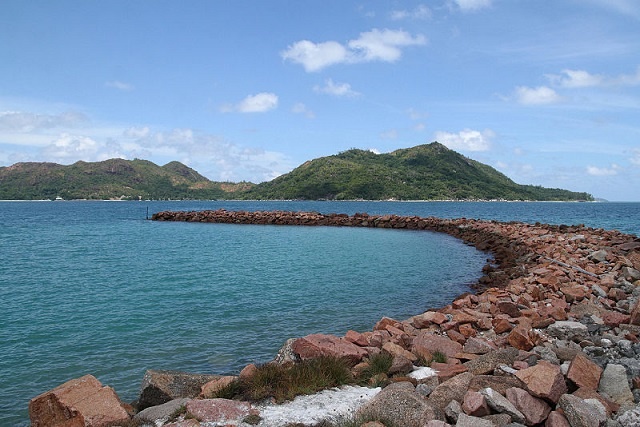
[0, 142, 593, 201]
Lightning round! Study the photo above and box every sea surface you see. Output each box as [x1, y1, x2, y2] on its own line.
[1, 200, 638, 426]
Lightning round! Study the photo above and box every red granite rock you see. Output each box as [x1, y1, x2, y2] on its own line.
[602, 311, 631, 328]
[200, 376, 236, 398]
[566, 353, 603, 391]
[515, 360, 567, 404]
[545, 410, 571, 427]
[506, 386, 552, 426]
[630, 300, 640, 326]
[29, 374, 130, 427]
[345, 330, 370, 347]
[507, 325, 535, 351]
[185, 399, 251, 423]
[492, 318, 513, 334]
[412, 331, 463, 359]
[497, 300, 522, 318]
[383, 341, 418, 362]
[292, 334, 368, 365]
[462, 390, 491, 417]
[458, 323, 477, 338]
[431, 362, 468, 381]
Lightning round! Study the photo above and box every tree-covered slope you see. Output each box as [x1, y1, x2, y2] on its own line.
[240, 142, 593, 201]
[0, 158, 245, 200]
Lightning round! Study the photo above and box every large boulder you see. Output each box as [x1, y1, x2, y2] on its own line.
[598, 364, 635, 407]
[138, 370, 221, 410]
[291, 333, 368, 365]
[514, 360, 567, 404]
[184, 399, 252, 424]
[412, 331, 463, 359]
[357, 382, 445, 427]
[29, 374, 130, 427]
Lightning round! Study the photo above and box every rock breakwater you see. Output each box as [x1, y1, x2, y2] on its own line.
[29, 210, 640, 426]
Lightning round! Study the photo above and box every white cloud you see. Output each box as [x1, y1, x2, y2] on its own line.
[41, 133, 101, 160]
[587, 164, 621, 176]
[105, 81, 134, 91]
[547, 69, 605, 88]
[291, 103, 315, 119]
[124, 126, 150, 139]
[313, 79, 360, 97]
[514, 86, 563, 105]
[0, 110, 87, 132]
[281, 29, 426, 72]
[450, 0, 492, 13]
[435, 128, 494, 151]
[547, 67, 640, 88]
[368, 147, 381, 154]
[390, 5, 432, 20]
[222, 92, 278, 113]
[348, 29, 427, 63]
[631, 148, 640, 165]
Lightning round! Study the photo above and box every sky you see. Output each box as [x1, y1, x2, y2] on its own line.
[1, 1, 639, 201]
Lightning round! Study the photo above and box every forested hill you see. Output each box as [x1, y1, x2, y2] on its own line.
[0, 143, 593, 201]
[242, 142, 593, 201]
[0, 158, 250, 200]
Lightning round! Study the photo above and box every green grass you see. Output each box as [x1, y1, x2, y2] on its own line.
[431, 350, 448, 364]
[356, 352, 393, 384]
[211, 356, 354, 403]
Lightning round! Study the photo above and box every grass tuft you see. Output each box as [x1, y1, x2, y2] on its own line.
[356, 352, 393, 384]
[210, 356, 353, 403]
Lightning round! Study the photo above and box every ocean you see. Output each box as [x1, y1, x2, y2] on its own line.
[1, 200, 638, 426]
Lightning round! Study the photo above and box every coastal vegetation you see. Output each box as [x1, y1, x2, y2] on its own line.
[0, 142, 593, 201]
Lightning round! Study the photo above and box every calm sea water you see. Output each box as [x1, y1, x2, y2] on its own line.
[1, 201, 638, 426]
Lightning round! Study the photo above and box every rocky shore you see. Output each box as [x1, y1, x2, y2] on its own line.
[29, 209, 640, 427]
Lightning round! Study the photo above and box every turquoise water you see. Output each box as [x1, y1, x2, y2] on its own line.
[1, 201, 638, 426]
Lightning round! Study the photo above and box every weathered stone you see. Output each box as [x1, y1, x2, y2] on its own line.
[412, 331, 463, 359]
[463, 337, 497, 355]
[345, 330, 370, 347]
[545, 410, 571, 427]
[464, 348, 519, 375]
[388, 354, 414, 376]
[29, 374, 130, 427]
[134, 398, 191, 424]
[498, 300, 522, 318]
[514, 360, 567, 404]
[239, 363, 258, 380]
[456, 413, 494, 427]
[558, 394, 607, 427]
[508, 325, 535, 351]
[138, 370, 221, 410]
[480, 387, 526, 424]
[572, 388, 620, 416]
[462, 390, 491, 417]
[616, 405, 640, 426]
[444, 399, 462, 423]
[602, 311, 631, 328]
[630, 300, 640, 326]
[357, 382, 445, 427]
[185, 398, 251, 423]
[412, 311, 448, 328]
[200, 376, 236, 398]
[493, 318, 514, 334]
[429, 372, 474, 409]
[430, 362, 468, 381]
[505, 387, 551, 426]
[382, 341, 418, 362]
[598, 364, 634, 406]
[546, 321, 589, 342]
[567, 353, 603, 391]
[468, 375, 526, 397]
[291, 333, 368, 365]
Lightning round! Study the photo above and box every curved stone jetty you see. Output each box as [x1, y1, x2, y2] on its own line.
[30, 209, 640, 426]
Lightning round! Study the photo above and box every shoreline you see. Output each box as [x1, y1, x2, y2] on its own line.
[29, 209, 640, 426]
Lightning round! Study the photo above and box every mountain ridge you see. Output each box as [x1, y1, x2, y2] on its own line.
[0, 142, 593, 201]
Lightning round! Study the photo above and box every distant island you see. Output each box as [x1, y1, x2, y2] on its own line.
[0, 142, 593, 201]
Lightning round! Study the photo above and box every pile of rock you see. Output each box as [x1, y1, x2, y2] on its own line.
[29, 211, 640, 426]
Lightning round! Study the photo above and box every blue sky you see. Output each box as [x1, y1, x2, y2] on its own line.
[1, 1, 639, 201]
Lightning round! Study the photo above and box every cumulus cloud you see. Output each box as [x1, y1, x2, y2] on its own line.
[587, 164, 621, 176]
[390, 5, 432, 20]
[514, 86, 563, 105]
[291, 103, 315, 119]
[105, 80, 134, 91]
[41, 133, 101, 160]
[313, 79, 360, 97]
[281, 29, 426, 72]
[0, 110, 87, 132]
[449, 0, 492, 12]
[435, 128, 494, 151]
[547, 66, 640, 88]
[221, 92, 278, 113]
